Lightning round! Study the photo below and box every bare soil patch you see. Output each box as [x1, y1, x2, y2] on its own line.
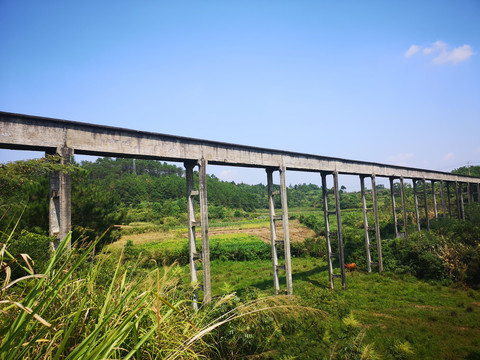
[202, 219, 316, 244]
[112, 219, 316, 249]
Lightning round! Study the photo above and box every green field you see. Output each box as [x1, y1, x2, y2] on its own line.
[111, 222, 480, 359]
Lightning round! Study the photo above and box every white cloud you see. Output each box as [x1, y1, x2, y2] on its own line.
[422, 40, 446, 55]
[405, 44, 420, 57]
[388, 153, 414, 166]
[443, 152, 455, 160]
[405, 41, 474, 65]
[434, 44, 474, 64]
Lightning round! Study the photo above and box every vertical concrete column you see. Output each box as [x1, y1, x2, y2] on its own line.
[389, 177, 399, 238]
[360, 176, 372, 273]
[333, 171, 346, 288]
[422, 179, 430, 231]
[266, 168, 280, 294]
[371, 175, 383, 273]
[455, 182, 463, 220]
[198, 158, 211, 303]
[446, 182, 452, 219]
[321, 172, 334, 289]
[185, 161, 199, 310]
[48, 147, 73, 252]
[279, 165, 293, 295]
[440, 181, 447, 219]
[413, 179, 421, 232]
[459, 182, 465, 220]
[431, 181, 438, 219]
[477, 183, 480, 203]
[400, 177, 408, 238]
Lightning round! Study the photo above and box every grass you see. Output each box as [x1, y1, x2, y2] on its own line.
[4, 207, 480, 359]
[109, 215, 480, 358]
[2, 234, 315, 360]
[136, 233, 265, 252]
[168, 256, 480, 359]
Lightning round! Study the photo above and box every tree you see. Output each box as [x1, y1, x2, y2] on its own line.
[0, 156, 78, 237]
[452, 165, 480, 177]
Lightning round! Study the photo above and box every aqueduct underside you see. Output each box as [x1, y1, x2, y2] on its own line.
[1, 111, 479, 306]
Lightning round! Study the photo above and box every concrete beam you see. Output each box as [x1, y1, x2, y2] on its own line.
[2, 111, 479, 183]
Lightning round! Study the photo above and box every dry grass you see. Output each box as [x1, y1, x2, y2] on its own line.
[109, 219, 315, 251]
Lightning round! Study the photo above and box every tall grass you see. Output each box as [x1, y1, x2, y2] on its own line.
[1, 233, 204, 359]
[1, 232, 326, 359]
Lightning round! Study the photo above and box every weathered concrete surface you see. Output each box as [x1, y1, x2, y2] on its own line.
[1, 111, 479, 184]
[48, 146, 73, 251]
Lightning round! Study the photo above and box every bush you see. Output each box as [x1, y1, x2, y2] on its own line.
[381, 213, 480, 288]
[381, 233, 445, 280]
[5, 230, 53, 278]
[291, 237, 326, 258]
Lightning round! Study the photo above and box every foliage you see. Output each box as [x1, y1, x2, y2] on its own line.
[71, 168, 125, 246]
[381, 233, 446, 279]
[452, 165, 480, 177]
[1, 232, 333, 360]
[2, 230, 53, 279]
[122, 234, 271, 266]
[0, 156, 79, 237]
[378, 203, 480, 287]
[0, 155, 77, 203]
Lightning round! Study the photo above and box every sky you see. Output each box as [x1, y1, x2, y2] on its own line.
[1, 0, 479, 190]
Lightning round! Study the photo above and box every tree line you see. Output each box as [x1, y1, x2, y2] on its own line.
[1, 156, 478, 247]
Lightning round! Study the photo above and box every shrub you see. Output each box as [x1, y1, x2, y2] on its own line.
[4, 230, 53, 278]
[381, 233, 445, 280]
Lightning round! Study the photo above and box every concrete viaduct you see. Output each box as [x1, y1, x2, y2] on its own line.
[1, 111, 479, 307]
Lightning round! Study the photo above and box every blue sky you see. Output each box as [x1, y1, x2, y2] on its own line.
[1, 0, 479, 189]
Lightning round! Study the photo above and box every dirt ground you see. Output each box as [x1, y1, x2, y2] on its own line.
[205, 219, 316, 244]
[113, 219, 316, 249]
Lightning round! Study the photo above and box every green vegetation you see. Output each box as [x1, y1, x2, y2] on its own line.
[452, 165, 480, 177]
[1, 157, 479, 359]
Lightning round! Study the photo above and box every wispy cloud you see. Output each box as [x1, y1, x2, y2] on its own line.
[443, 152, 455, 160]
[388, 153, 414, 166]
[405, 41, 474, 65]
[405, 44, 420, 57]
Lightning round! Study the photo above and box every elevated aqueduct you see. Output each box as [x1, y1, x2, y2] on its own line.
[1, 111, 479, 307]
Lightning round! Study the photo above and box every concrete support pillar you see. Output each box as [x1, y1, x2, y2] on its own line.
[389, 177, 399, 238]
[198, 158, 211, 303]
[400, 177, 408, 238]
[279, 165, 293, 295]
[266, 166, 292, 295]
[458, 182, 465, 220]
[431, 181, 438, 219]
[446, 182, 452, 219]
[467, 183, 472, 204]
[360, 176, 372, 273]
[185, 161, 199, 310]
[266, 168, 280, 294]
[48, 147, 73, 252]
[333, 171, 347, 286]
[459, 183, 465, 220]
[440, 181, 447, 219]
[413, 179, 421, 232]
[321, 172, 334, 288]
[477, 183, 480, 203]
[422, 179, 430, 231]
[371, 175, 383, 273]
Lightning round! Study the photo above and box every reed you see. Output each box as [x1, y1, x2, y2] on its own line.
[1, 232, 318, 359]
